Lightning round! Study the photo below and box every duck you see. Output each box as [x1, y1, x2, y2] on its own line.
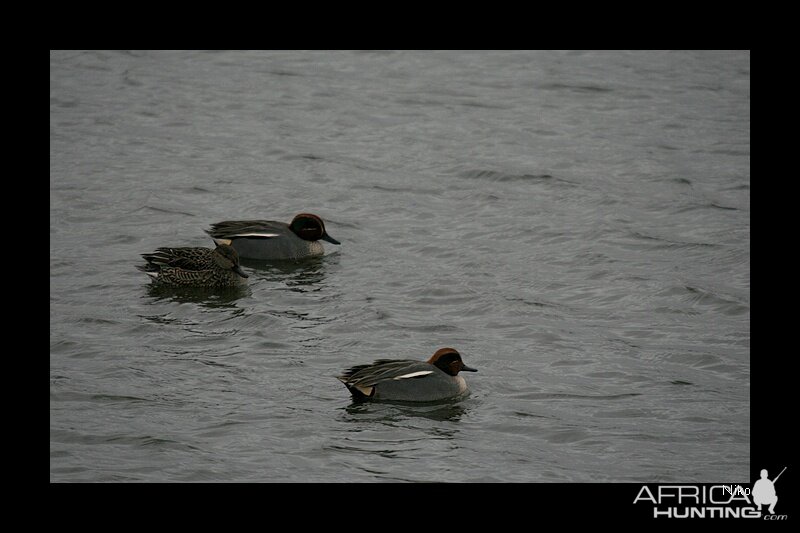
[337, 348, 477, 402]
[137, 244, 249, 287]
[205, 213, 340, 260]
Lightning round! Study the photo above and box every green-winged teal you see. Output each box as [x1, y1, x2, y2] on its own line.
[338, 348, 477, 402]
[137, 244, 249, 287]
[205, 213, 339, 260]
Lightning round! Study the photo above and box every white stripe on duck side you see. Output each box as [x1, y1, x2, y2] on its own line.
[227, 232, 281, 239]
[392, 371, 434, 380]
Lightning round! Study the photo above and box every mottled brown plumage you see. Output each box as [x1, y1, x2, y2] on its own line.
[137, 244, 248, 287]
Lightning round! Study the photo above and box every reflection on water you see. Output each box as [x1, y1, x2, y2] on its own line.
[141, 283, 250, 307]
[342, 397, 468, 423]
[241, 255, 333, 291]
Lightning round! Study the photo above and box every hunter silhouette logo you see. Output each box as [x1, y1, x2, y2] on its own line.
[752, 467, 786, 515]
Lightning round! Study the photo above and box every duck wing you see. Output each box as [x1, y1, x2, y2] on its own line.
[205, 220, 285, 240]
[140, 247, 213, 271]
[338, 360, 434, 388]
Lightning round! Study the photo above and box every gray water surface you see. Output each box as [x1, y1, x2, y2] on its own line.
[50, 50, 750, 482]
